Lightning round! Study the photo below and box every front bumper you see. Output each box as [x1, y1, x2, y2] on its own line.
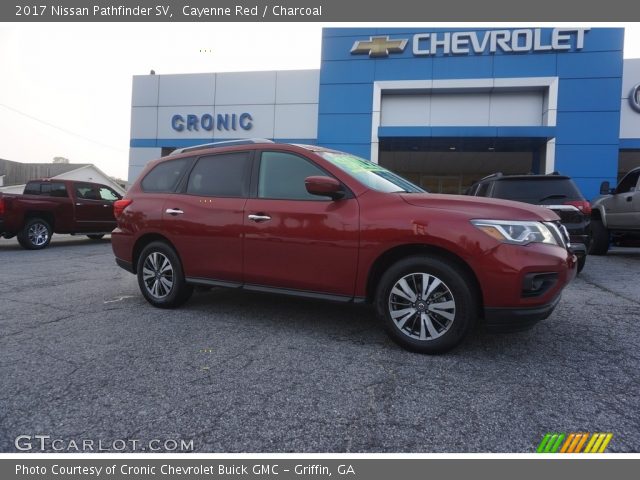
[569, 241, 587, 261]
[484, 295, 561, 332]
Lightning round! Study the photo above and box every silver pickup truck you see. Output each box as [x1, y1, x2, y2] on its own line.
[590, 166, 640, 254]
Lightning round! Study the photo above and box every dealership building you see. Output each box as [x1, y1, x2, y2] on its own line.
[129, 27, 640, 199]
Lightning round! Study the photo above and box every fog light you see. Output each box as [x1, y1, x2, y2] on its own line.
[522, 273, 558, 298]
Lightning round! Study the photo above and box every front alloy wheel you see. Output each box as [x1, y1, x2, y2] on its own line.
[136, 242, 193, 308]
[376, 255, 477, 354]
[388, 273, 456, 341]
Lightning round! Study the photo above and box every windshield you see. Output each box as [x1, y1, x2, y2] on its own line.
[318, 152, 425, 193]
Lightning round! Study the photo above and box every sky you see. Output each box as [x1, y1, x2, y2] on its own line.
[1, 23, 639, 181]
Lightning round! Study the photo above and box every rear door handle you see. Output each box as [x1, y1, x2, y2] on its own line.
[248, 214, 271, 222]
[165, 208, 184, 216]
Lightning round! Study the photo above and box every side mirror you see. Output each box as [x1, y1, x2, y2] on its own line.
[304, 176, 345, 200]
[599, 181, 611, 195]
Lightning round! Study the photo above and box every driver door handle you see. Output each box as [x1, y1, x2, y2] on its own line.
[248, 214, 271, 222]
[165, 208, 184, 216]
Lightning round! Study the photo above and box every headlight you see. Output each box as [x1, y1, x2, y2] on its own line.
[470, 219, 559, 246]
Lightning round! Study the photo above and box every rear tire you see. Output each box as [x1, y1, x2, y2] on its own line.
[87, 234, 105, 240]
[577, 255, 586, 274]
[589, 218, 609, 255]
[375, 255, 478, 354]
[17, 218, 52, 250]
[137, 241, 193, 308]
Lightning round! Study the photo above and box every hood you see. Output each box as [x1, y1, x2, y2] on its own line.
[400, 193, 560, 222]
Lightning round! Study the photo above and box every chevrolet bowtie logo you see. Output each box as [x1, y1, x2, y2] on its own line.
[350, 36, 408, 58]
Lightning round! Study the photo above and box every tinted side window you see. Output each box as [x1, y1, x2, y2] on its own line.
[142, 158, 190, 193]
[476, 182, 490, 196]
[186, 152, 251, 197]
[24, 182, 41, 195]
[75, 184, 98, 200]
[258, 151, 330, 201]
[616, 171, 640, 194]
[49, 183, 68, 197]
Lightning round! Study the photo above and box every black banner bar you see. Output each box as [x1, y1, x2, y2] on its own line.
[3, 0, 640, 22]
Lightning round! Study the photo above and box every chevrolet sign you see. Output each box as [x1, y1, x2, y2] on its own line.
[351, 28, 590, 57]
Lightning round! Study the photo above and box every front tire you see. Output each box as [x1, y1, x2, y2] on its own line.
[375, 255, 478, 354]
[17, 218, 52, 250]
[589, 218, 609, 255]
[137, 241, 193, 308]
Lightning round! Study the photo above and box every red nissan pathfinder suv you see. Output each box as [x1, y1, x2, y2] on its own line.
[112, 140, 577, 353]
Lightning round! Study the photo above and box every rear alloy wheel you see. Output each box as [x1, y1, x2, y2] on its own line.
[137, 241, 193, 308]
[376, 256, 477, 354]
[589, 218, 609, 255]
[17, 218, 52, 250]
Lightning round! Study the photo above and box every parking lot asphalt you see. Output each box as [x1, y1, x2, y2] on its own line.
[0, 235, 638, 453]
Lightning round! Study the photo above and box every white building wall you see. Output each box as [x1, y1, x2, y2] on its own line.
[129, 147, 162, 184]
[129, 70, 320, 183]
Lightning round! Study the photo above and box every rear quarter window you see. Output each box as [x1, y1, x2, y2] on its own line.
[141, 158, 191, 193]
[24, 182, 42, 195]
[186, 152, 251, 197]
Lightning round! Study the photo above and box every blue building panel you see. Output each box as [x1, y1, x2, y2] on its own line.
[318, 84, 373, 114]
[558, 78, 623, 111]
[555, 111, 621, 145]
[432, 55, 494, 80]
[493, 53, 558, 78]
[555, 144, 620, 199]
[317, 113, 372, 143]
[320, 60, 376, 84]
[557, 51, 624, 78]
[373, 58, 433, 81]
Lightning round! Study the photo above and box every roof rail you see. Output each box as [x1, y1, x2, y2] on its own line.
[478, 172, 503, 182]
[168, 138, 275, 156]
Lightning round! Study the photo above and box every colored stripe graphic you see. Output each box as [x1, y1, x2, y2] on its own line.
[574, 433, 589, 453]
[598, 433, 613, 453]
[537, 433, 613, 453]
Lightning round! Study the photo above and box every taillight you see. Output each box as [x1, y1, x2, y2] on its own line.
[564, 200, 592, 215]
[114, 199, 132, 218]
[0, 198, 4, 216]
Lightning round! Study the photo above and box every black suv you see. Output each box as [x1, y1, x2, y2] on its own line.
[466, 173, 590, 273]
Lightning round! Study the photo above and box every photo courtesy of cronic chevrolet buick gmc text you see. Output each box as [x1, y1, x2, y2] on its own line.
[111, 140, 577, 353]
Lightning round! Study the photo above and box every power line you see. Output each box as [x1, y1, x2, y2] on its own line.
[0, 102, 127, 153]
